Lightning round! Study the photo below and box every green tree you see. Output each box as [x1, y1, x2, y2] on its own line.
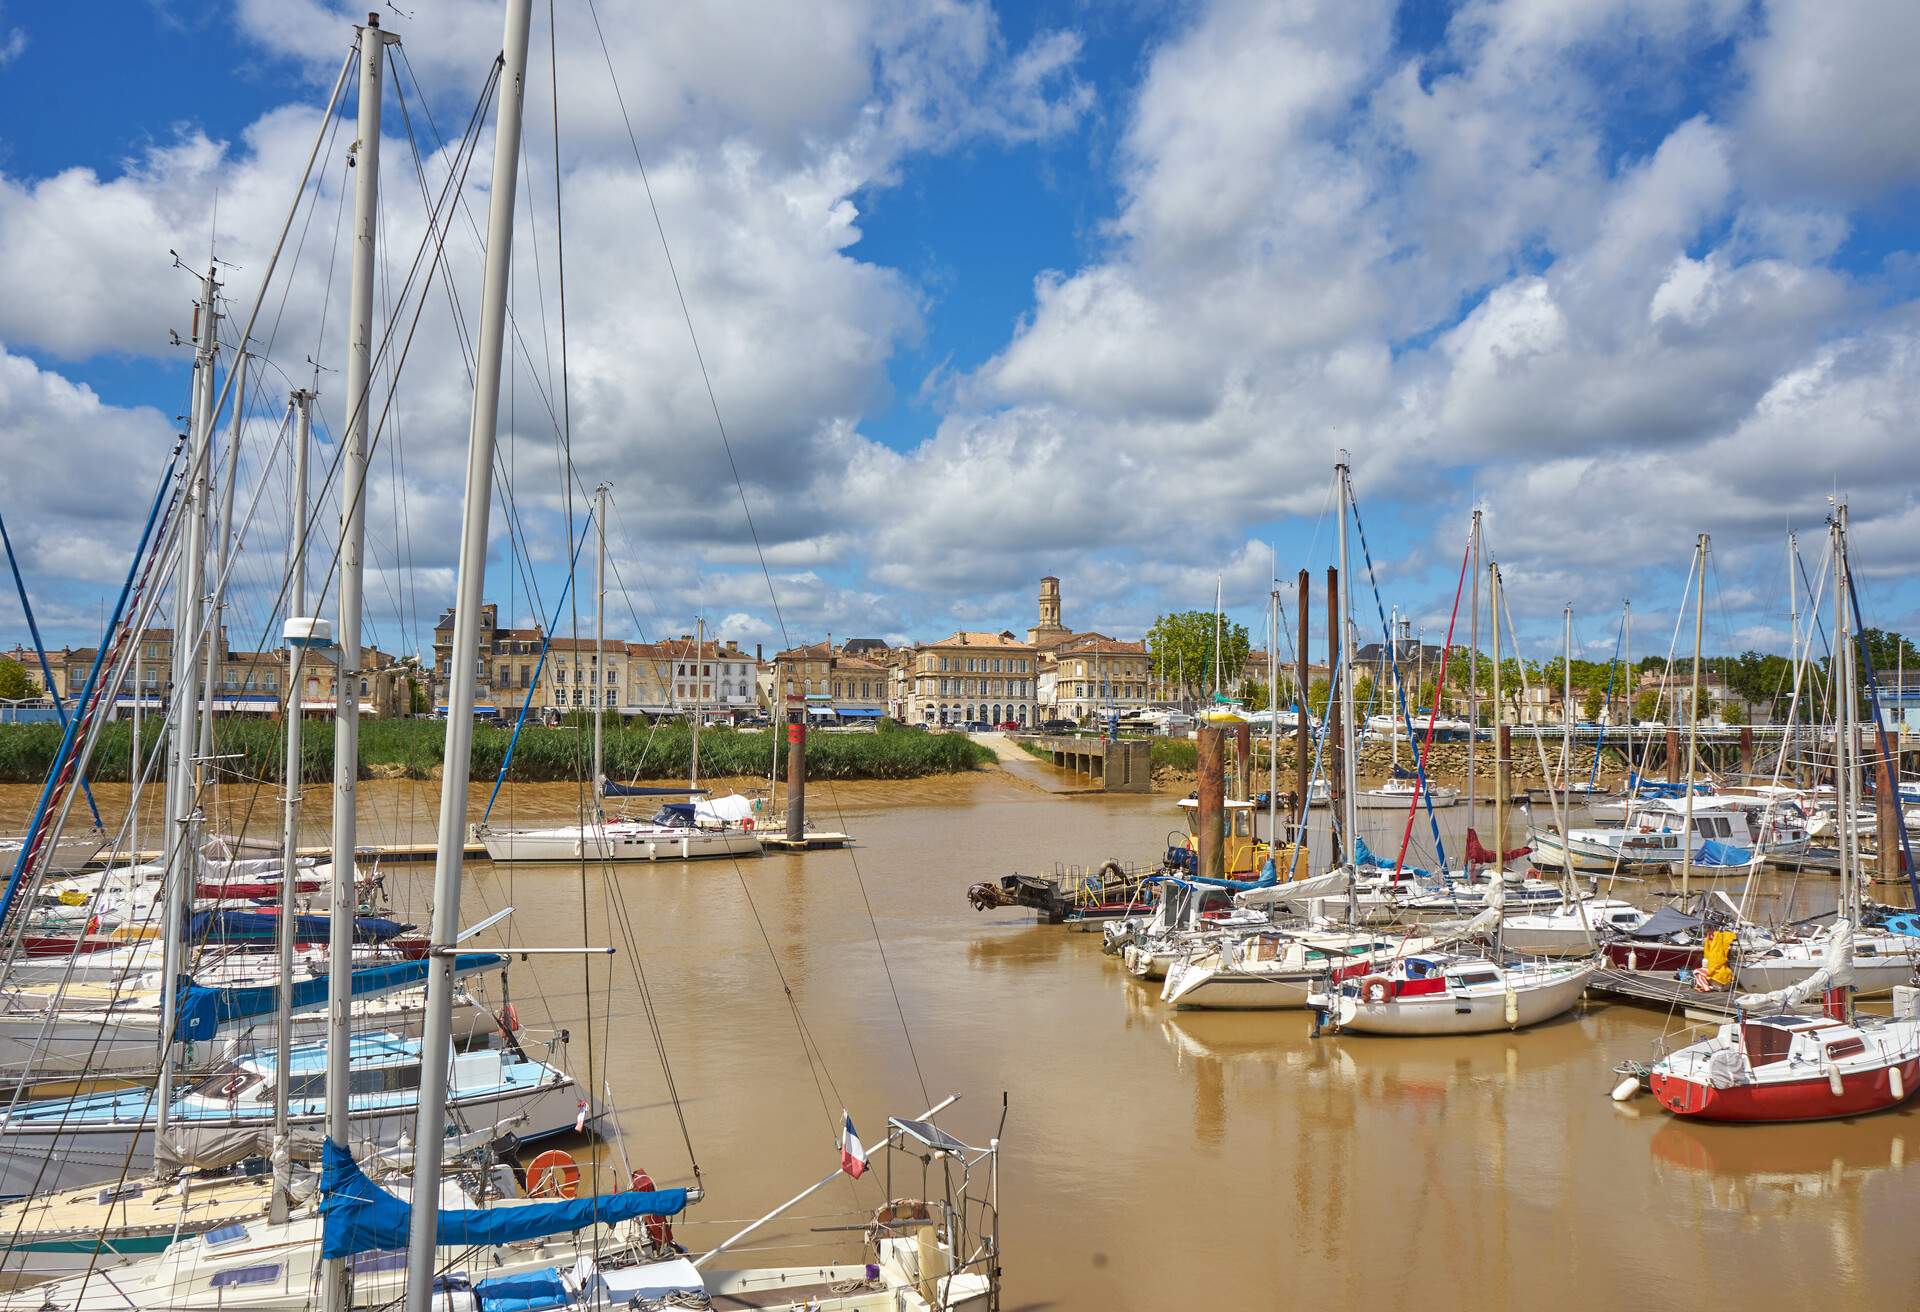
[1722, 700, 1747, 725]
[1632, 688, 1661, 722]
[406, 675, 429, 715]
[1307, 678, 1331, 718]
[1352, 672, 1376, 712]
[1581, 685, 1604, 722]
[1146, 610, 1251, 701]
[0, 657, 39, 701]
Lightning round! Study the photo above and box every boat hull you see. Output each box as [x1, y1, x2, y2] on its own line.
[0, 1072, 581, 1198]
[1650, 1056, 1920, 1122]
[481, 825, 762, 863]
[1329, 965, 1593, 1035]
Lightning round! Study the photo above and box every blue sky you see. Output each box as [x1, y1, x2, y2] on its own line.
[0, 0, 1917, 672]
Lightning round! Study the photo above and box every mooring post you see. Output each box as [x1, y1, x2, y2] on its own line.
[785, 708, 807, 842]
[1738, 724, 1753, 781]
[1196, 723, 1225, 880]
[1666, 727, 1681, 784]
[1232, 720, 1252, 803]
[1876, 727, 1904, 878]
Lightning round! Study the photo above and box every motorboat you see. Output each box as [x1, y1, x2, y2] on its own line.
[478, 793, 764, 863]
[1161, 927, 1436, 1010]
[1355, 776, 1460, 810]
[1529, 798, 1807, 874]
[1499, 898, 1650, 956]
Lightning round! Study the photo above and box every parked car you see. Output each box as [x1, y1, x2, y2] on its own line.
[959, 719, 992, 732]
[996, 720, 1021, 732]
[1038, 718, 1078, 734]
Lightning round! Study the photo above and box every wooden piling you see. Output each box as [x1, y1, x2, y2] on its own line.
[1196, 723, 1225, 880]
[1876, 727, 1905, 878]
[1666, 728, 1682, 783]
[1232, 720, 1252, 802]
[1738, 724, 1753, 781]
[785, 709, 807, 842]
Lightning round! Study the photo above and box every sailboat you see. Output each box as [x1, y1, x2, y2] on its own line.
[1648, 508, 1920, 1122]
[476, 487, 761, 864]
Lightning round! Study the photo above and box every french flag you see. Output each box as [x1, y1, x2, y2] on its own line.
[839, 1111, 868, 1179]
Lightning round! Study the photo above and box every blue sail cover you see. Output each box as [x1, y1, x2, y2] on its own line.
[1696, 839, 1753, 867]
[187, 909, 413, 946]
[172, 953, 506, 1042]
[319, 1139, 689, 1260]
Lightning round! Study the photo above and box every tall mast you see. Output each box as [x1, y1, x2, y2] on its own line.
[1562, 605, 1573, 795]
[1336, 462, 1358, 854]
[1679, 533, 1707, 899]
[325, 16, 395, 1312]
[405, 2, 535, 1304]
[1268, 551, 1278, 853]
[155, 264, 218, 1154]
[593, 482, 607, 809]
[691, 618, 704, 790]
[199, 351, 248, 801]
[1620, 600, 1632, 803]
[1833, 510, 1851, 909]
[1213, 575, 1222, 700]
[1787, 532, 1799, 781]
[1466, 509, 1479, 867]
[272, 388, 313, 1224]
[1491, 559, 1504, 871]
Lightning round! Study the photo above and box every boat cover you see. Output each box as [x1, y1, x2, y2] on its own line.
[1695, 839, 1753, 867]
[473, 1268, 570, 1312]
[172, 952, 505, 1041]
[693, 793, 755, 824]
[187, 909, 413, 945]
[319, 1139, 688, 1259]
[1737, 920, 1855, 1012]
[1623, 905, 1703, 940]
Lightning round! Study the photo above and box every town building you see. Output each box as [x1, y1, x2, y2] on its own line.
[767, 642, 888, 721]
[906, 631, 1038, 727]
[1049, 634, 1151, 723]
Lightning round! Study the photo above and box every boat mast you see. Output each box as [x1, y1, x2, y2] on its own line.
[405, 2, 534, 1304]
[593, 481, 607, 812]
[698, 614, 714, 791]
[1336, 462, 1358, 856]
[272, 387, 313, 1224]
[199, 351, 248, 812]
[1466, 509, 1479, 870]
[1679, 532, 1707, 900]
[1268, 550, 1278, 852]
[154, 263, 218, 1158]
[1834, 505, 1855, 921]
[1213, 574, 1222, 701]
[1562, 605, 1573, 796]
[324, 16, 395, 1311]
[1491, 559, 1504, 872]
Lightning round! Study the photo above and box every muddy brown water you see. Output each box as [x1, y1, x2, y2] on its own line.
[3, 769, 1917, 1309]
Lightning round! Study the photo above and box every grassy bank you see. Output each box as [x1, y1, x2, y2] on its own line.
[0, 718, 995, 785]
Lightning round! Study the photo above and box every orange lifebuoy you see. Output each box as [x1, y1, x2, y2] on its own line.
[1358, 975, 1393, 1005]
[631, 1167, 674, 1250]
[743, 817, 755, 832]
[526, 1149, 581, 1199]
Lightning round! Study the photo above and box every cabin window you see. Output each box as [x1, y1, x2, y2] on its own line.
[350, 1249, 409, 1275]
[96, 1183, 145, 1205]
[1450, 971, 1499, 987]
[203, 1222, 250, 1248]
[210, 1263, 283, 1288]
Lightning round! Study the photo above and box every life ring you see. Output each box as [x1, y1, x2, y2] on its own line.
[742, 817, 755, 832]
[526, 1149, 581, 1199]
[631, 1167, 674, 1250]
[1358, 975, 1393, 1005]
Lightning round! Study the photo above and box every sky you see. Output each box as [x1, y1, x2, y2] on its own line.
[0, 0, 1917, 673]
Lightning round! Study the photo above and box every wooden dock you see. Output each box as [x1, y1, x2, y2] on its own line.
[758, 831, 853, 851]
[1588, 968, 1736, 1024]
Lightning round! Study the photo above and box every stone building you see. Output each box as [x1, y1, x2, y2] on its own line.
[1049, 634, 1151, 723]
[906, 631, 1038, 727]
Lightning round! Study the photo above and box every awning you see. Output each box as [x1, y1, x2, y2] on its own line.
[807, 706, 839, 718]
[837, 707, 884, 718]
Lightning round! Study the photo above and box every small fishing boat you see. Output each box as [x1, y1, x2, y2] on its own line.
[1355, 775, 1460, 810]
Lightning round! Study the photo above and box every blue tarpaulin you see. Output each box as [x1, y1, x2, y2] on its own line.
[319, 1139, 689, 1260]
[186, 909, 413, 947]
[172, 953, 506, 1042]
[1696, 838, 1754, 867]
[473, 1269, 571, 1312]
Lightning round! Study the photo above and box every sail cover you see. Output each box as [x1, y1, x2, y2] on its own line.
[172, 952, 506, 1042]
[1736, 919, 1856, 1012]
[187, 909, 413, 945]
[319, 1139, 688, 1259]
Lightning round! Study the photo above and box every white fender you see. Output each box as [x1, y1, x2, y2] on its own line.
[1610, 1077, 1640, 1102]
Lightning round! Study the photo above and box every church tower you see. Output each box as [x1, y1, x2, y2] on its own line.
[1028, 576, 1068, 646]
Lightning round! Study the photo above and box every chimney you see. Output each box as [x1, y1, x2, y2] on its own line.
[755, 642, 763, 662]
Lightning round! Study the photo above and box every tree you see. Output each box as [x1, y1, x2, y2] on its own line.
[1352, 672, 1376, 712]
[1242, 680, 1271, 712]
[407, 675, 429, 715]
[1632, 688, 1661, 722]
[0, 657, 39, 701]
[1722, 699, 1746, 725]
[1146, 610, 1251, 702]
[1581, 685, 1604, 722]
[1307, 678, 1332, 718]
